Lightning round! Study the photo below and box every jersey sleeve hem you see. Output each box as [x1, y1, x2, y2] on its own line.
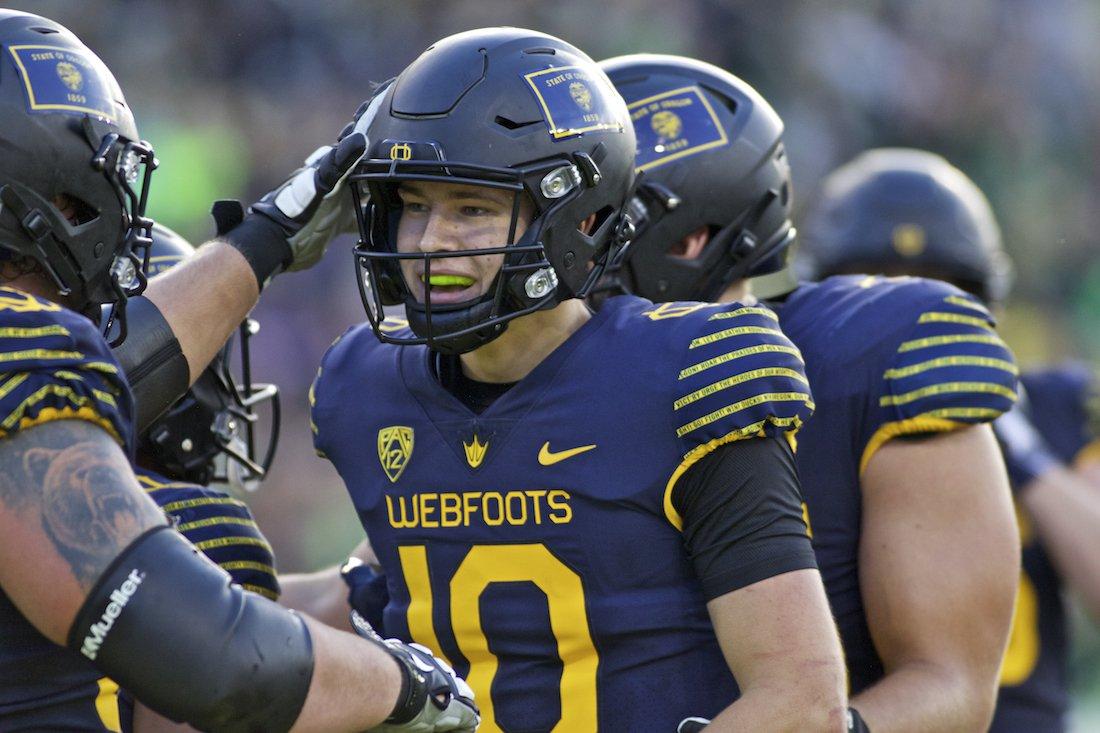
[663, 421, 804, 530]
[859, 415, 965, 475]
[701, 550, 819, 602]
[0, 404, 124, 446]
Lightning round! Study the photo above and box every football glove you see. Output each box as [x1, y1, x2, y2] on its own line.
[351, 611, 479, 733]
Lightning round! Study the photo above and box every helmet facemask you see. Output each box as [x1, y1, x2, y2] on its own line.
[351, 154, 621, 355]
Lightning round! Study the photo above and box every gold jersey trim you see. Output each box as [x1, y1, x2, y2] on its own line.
[706, 306, 779, 322]
[242, 583, 279, 601]
[917, 311, 993, 329]
[883, 355, 1019, 380]
[0, 348, 83, 363]
[219, 559, 277, 575]
[676, 391, 813, 438]
[0, 325, 69, 338]
[943, 295, 991, 314]
[897, 333, 1003, 353]
[678, 343, 803, 380]
[0, 404, 122, 445]
[674, 367, 809, 410]
[664, 416, 804, 530]
[879, 381, 1017, 408]
[157, 495, 248, 514]
[859, 415, 965, 475]
[688, 325, 787, 350]
[193, 535, 272, 552]
[176, 516, 259, 533]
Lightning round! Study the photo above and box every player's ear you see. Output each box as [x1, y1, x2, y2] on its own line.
[668, 225, 710, 260]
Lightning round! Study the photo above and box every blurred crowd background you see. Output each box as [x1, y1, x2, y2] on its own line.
[8, 0, 1098, 724]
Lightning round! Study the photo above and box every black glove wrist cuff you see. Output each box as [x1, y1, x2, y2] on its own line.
[220, 215, 293, 292]
[386, 651, 429, 724]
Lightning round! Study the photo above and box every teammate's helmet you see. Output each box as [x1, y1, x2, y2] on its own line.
[134, 225, 279, 492]
[0, 11, 156, 341]
[350, 28, 636, 354]
[800, 148, 1013, 304]
[599, 54, 794, 302]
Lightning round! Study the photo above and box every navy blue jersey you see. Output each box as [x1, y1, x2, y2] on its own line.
[0, 288, 134, 731]
[1020, 363, 1100, 467]
[987, 363, 1096, 733]
[771, 275, 1018, 693]
[134, 468, 279, 600]
[312, 295, 814, 732]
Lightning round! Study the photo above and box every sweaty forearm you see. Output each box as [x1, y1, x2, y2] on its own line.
[1021, 466, 1100, 619]
[851, 661, 993, 733]
[144, 241, 259, 383]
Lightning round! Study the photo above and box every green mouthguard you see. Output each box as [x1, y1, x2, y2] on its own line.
[424, 274, 475, 287]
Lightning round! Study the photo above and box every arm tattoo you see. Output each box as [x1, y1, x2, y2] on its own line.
[0, 420, 164, 589]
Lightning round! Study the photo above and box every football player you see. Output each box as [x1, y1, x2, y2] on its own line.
[0, 10, 476, 732]
[312, 28, 849, 732]
[800, 147, 1100, 733]
[600, 56, 1020, 731]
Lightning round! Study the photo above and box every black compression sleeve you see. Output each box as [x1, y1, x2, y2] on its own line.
[110, 295, 190, 433]
[672, 436, 817, 601]
[67, 525, 313, 732]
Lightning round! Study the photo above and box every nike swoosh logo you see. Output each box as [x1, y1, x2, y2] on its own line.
[538, 442, 597, 466]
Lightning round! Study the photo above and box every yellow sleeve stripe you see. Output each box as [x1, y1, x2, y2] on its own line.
[0, 325, 69, 338]
[674, 367, 809, 410]
[83, 361, 120, 376]
[676, 392, 813, 437]
[860, 416, 966, 474]
[176, 516, 259, 532]
[678, 343, 803, 379]
[219, 560, 277, 575]
[664, 416, 805, 529]
[689, 325, 787, 349]
[193, 536, 272, 552]
[879, 381, 1017, 407]
[943, 295, 991, 314]
[0, 405, 123, 446]
[138, 475, 200, 491]
[883, 356, 1019, 380]
[707, 306, 780, 322]
[2, 384, 118, 430]
[917, 311, 992, 328]
[0, 348, 84, 364]
[242, 583, 279, 601]
[0, 372, 30, 400]
[157, 496, 248, 514]
[898, 333, 1003, 353]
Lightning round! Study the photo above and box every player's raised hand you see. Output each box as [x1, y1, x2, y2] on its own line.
[351, 612, 480, 733]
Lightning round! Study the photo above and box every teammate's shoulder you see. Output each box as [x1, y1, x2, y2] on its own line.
[321, 317, 411, 366]
[0, 286, 114, 358]
[798, 274, 992, 328]
[602, 296, 812, 452]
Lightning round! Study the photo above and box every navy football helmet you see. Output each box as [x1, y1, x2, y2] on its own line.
[131, 225, 279, 492]
[0, 10, 156, 342]
[799, 148, 1013, 304]
[599, 54, 794, 302]
[349, 28, 637, 354]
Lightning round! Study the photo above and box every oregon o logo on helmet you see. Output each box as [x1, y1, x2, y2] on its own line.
[389, 143, 412, 161]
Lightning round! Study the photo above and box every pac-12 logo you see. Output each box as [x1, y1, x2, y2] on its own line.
[378, 425, 414, 482]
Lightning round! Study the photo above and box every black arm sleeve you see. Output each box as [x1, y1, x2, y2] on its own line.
[672, 436, 817, 601]
[68, 526, 313, 732]
[110, 296, 190, 433]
